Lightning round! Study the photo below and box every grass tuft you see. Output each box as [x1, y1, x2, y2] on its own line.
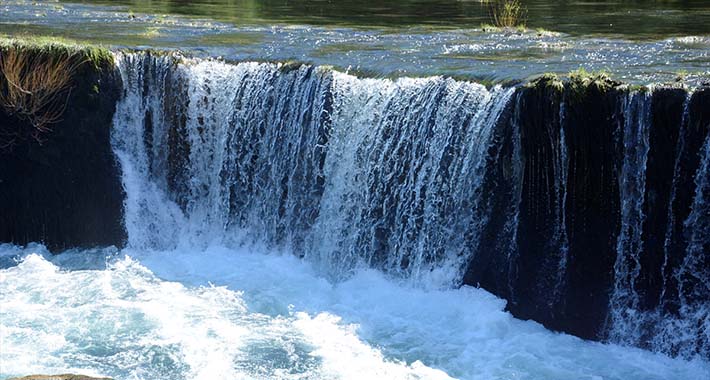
[566, 68, 621, 101]
[0, 35, 114, 149]
[0, 35, 114, 70]
[527, 73, 564, 92]
[489, 0, 527, 29]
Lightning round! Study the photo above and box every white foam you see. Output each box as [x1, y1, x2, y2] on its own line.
[2, 245, 708, 380]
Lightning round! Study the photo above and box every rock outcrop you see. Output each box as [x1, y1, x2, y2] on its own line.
[0, 42, 126, 250]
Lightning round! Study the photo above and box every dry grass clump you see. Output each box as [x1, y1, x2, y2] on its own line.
[489, 0, 527, 28]
[0, 46, 86, 149]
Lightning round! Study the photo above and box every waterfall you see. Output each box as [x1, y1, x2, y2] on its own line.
[608, 90, 652, 343]
[674, 131, 710, 357]
[650, 130, 710, 358]
[606, 88, 710, 359]
[551, 99, 570, 306]
[309, 72, 515, 285]
[111, 52, 709, 359]
[112, 52, 514, 287]
[112, 53, 186, 249]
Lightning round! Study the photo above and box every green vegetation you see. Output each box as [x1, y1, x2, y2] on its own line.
[534, 28, 559, 37]
[526, 70, 648, 99]
[488, 0, 527, 29]
[568, 68, 617, 89]
[0, 35, 114, 70]
[0, 36, 114, 149]
[479, 23, 498, 32]
[566, 68, 621, 101]
[626, 84, 651, 93]
[526, 73, 564, 92]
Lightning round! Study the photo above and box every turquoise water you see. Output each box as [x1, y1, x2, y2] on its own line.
[2, 244, 709, 380]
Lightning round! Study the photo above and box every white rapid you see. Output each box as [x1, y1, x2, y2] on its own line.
[2, 244, 709, 380]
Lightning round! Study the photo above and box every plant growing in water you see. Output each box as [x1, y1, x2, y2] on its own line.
[489, 0, 527, 28]
[0, 45, 87, 149]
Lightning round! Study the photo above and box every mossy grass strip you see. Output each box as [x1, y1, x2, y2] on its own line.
[526, 73, 564, 92]
[565, 68, 622, 102]
[0, 35, 114, 70]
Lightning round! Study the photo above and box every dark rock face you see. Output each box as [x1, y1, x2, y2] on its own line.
[503, 82, 571, 333]
[555, 83, 623, 340]
[464, 83, 710, 353]
[662, 87, 710, 307]
[637, 88, 686, 312]
[0, 60, 126, 250]
[461, 93, 519, 301]
[480, 81, 625, 341]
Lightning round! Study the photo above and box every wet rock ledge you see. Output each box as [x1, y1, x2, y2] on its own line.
[0, 38, 126, 250]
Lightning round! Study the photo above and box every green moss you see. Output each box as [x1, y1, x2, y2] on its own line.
[626, 84, 650, 93]
[479, 23, 562, 37]
[566, 68, 621, 100]
[523, 69, 626, 101]
[0, 35, 114, 70]
[278, 60, 308, 73]
[526, 73, 564, 93]
[534, 28, 560, 37]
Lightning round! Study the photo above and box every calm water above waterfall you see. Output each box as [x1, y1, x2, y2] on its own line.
[1, 0, 709, 83]
[63, 0, 710, 37]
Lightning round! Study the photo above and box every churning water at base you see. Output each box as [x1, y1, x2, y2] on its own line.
[2, 244, 709, 380]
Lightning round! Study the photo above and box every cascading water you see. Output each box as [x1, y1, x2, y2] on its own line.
[606, 88, 710, 359]
[310, 72, 515, 284]
[112, 53, 333, 251]
[110, 52, 710, 357]
[112, 52, 515, 287]
[608, 91, 653, 344]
